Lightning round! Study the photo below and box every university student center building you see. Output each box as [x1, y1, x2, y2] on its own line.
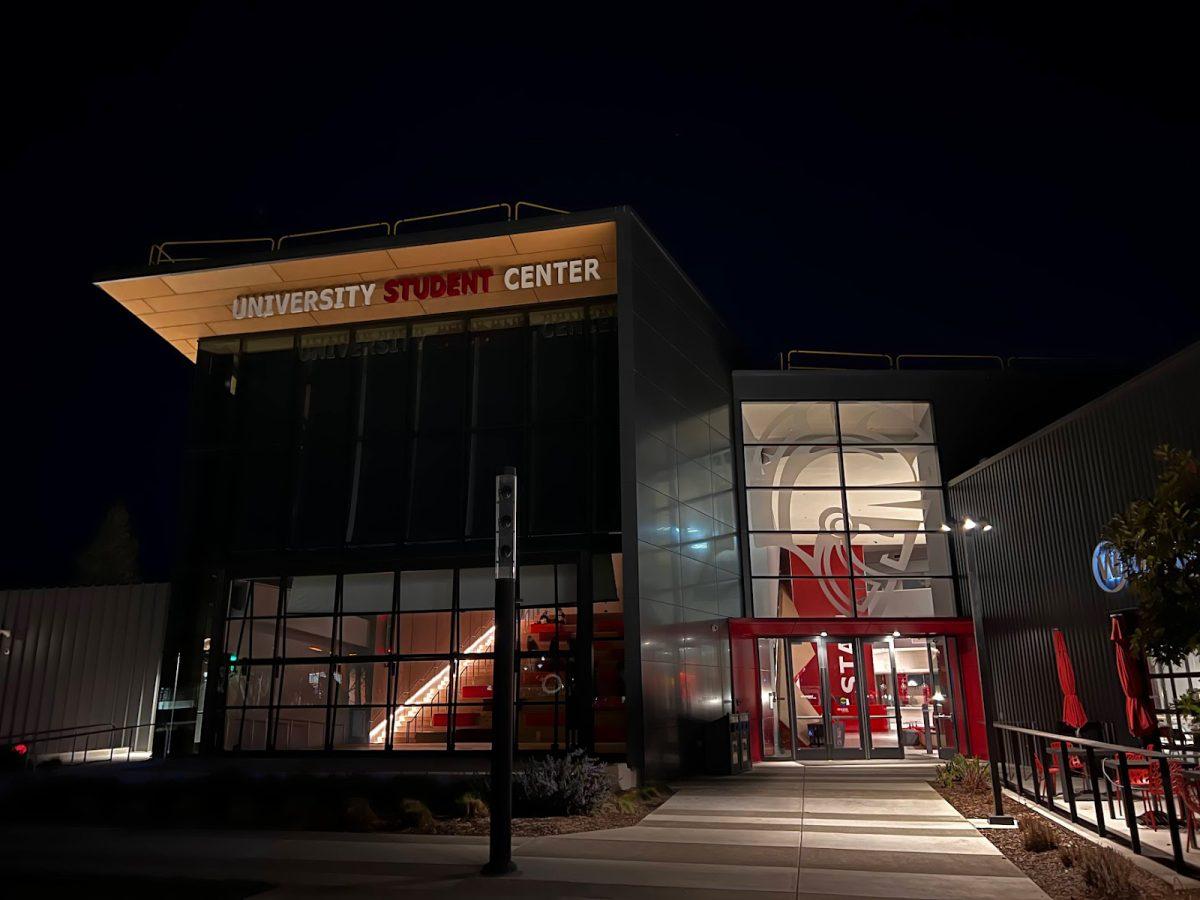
[98, 208, 998, 778]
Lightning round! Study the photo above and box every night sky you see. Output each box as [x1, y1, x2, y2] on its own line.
[2, 6, 1195, 587]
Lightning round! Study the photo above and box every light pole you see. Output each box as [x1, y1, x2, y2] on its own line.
[945, 515, 1015, 825]
[483, 468, 519, 875]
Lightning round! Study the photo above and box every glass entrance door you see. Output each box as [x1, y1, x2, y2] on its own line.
[789, 639, 827, 757]
[783, 637, 904, 760]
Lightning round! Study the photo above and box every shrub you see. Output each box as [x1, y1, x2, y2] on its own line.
[1020, 817, 1059, 852]
[1065, 844, 1137, 899]
[342, 796, 384, 832]
[609, 789, 638, 814]
[934, 754, 991, 793]
[1058, 845, 1075, 868]
[399, 798, 434, 833]
[457, 791, 488, 820]
[514, 750, 612, 816]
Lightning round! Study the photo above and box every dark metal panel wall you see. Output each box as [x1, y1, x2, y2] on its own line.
[621, 214, 747, 778]
[0, 583, 170, 749]
[948, 343, 1200, 740]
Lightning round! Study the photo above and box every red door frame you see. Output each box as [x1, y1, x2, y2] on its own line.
[729, 617, 987, 763]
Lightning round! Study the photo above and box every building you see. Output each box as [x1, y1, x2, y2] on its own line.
[948, 340, 1200, 742]
[94, 207, 1125, 778]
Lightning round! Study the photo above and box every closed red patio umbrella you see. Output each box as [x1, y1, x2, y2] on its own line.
[1052, 628, 1088, 730]
[1110, 613, 1157, 740]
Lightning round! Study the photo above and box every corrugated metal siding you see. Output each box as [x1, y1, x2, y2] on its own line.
[948, 344, 1200, 739]
[0, 584, 170, 750]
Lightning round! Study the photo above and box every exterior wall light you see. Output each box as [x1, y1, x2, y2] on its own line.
[962, 517, 978, 531]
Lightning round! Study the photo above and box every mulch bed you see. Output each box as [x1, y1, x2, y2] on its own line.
[427, 791, 671, 837]
[934, 783, 1199, 899]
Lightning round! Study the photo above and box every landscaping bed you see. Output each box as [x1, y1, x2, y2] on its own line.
[432, 787, 670, 836]
[935, 782, 1199, 899]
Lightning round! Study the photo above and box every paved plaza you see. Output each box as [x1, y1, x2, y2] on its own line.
[1, 762, 1045, 898]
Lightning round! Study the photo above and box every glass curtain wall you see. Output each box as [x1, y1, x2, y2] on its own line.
[221, 563, 580, 752]
[190, 300, 619, 557]
[741, 400, 956, 618]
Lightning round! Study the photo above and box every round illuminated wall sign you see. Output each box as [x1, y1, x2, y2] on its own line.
[1092, 541, 1127, 593]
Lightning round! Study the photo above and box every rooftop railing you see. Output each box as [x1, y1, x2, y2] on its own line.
[147, 200, 570, 266]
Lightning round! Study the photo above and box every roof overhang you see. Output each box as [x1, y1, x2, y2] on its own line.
[96, 219, 617, 361]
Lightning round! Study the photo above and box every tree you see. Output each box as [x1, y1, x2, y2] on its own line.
[75, 502, 141, 585]
[1102, 445, 1200, 665]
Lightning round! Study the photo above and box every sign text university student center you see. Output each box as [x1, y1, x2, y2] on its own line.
[98, 208, 999, 778]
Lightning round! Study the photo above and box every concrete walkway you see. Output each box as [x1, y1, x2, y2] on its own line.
[1, 762, 1046, 898]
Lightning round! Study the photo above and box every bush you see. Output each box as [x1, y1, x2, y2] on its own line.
[342, 796, 384, 832]
[1060, 843, 1137, 899]
[399, 798, 434, 832]
[934, 754, 991, 793]
[1020, 817, 1059, 852]
[514, 750, 612, 816]
[457, 791, 488, 820]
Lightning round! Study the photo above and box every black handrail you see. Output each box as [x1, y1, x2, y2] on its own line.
[0, 722, 118, 742]
[994, 721, 1196, 874]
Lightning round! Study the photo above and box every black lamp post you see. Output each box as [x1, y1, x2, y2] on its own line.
[949, 515, 1016, 826]
[483, 467, 519, 875]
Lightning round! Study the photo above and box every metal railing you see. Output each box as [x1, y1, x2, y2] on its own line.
[994, 722, 1198, 874]
[778, 351, 1105, 372]
[147, 200, 568, 266]
[3, 721, 158, 768]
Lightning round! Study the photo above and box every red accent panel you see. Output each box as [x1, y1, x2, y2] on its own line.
[953, 631, 989, 759]
[729, 630, 761, 761]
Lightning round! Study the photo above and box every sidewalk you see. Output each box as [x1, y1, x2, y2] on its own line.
[1, 763, 1046, 898]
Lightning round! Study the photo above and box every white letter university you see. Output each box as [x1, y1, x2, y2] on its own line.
[233, 281, 376, 320]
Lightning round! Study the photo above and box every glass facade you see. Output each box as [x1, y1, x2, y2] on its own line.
[740, 400, 956, 618]
[189, 301, 619, 556]
[220, 561, 623, 753]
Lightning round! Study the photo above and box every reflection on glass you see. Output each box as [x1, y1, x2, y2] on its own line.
[758, 638, 792, 758]
[893, 637, 956, 753]
[864, 640, 901, 751]
[342, 572, 394, 612]
[287, 575, 336, 614]
[279, 618, 335, 656]
[791, 640, 825, 753]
